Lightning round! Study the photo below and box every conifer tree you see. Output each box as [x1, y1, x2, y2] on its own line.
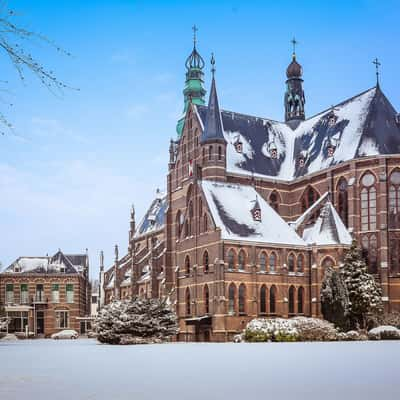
[341, 241, 383, 329]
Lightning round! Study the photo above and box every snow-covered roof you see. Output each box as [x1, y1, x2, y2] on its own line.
[196, 86, 400, 181]
[201, 180, 306, 246]
[2, 251, 87, 274]
[135, 191, 167, 238]
[302, 202, 352, 246]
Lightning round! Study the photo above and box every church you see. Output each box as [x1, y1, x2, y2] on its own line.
[100, 33, 400, 342]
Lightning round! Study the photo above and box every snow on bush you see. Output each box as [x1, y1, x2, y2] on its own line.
[368, 325, 400, 341]
[336, 330, 367, 341]
[95, 297, 178, 345]
[0, 317, 10, 331]
[244, 317, 338, 342]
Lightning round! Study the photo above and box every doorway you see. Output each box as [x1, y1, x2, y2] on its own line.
[36, 311, 45, 335]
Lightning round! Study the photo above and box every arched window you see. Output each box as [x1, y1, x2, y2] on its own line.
[260, 285, 267, 314]
[288, 286, 295, 314]
[288, 253, 295, 272]
[297, 254, 304, 272]
[238, 250, 246, 271]
[199, 198, 203, 219]
[362, 234, 378, 274]
[337, 177, 349, 227]
[298, 287, 304, 314]
[185, 288, 191, 316]
[185, 255, 190, 276]
[269, 252, 276, 272]
[259, 252, 267, 272]
[301, 186, 320, 223]
[227, 249, 235, 271]
[175, 210, 182, 239]
[389, 237, 400, 273]
[203, 251, 209, 273]
[322, 257, 335, 268]
[175, 161, 180, 188]
[228, 283, 236, 315]
[218, 146, 222, 161]
[389, 170, 400, 229]
[188, 201, 193, 236]
[204, 285, 210, 314]
[360, 172, 377, 231]
[208, 145, 213, 161]
[270, 285, 277, 314]
[239, 284, 246, 314]
[203, 213, 208, 232]
[184, 220, 189, 238]
[269, 191, 279, 212]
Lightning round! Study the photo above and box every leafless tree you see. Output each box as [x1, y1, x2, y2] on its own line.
[0, 2, 73, 135]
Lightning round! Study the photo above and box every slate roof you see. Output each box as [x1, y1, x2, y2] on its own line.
[134, 191, 167, 238]
[302, 202, 352, 246]
[201, 180, 306, 246]
[3, 250, 87, 274]
[196, 86, 400, 181]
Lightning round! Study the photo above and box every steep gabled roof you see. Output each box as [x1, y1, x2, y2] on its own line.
[302, 202, 352, 246]
[201, 180, 306, 246]
[196, 86, 400, 181]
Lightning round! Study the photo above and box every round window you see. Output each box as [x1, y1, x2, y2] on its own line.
[390, 171, 400, 185]
[361, 173, 375, 187]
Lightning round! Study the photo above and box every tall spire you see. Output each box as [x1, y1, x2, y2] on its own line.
[200, 54, 225, 144]
[284, 37, 306, 126]
[176, 26, 206, 137]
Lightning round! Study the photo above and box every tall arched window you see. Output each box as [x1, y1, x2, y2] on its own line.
[297, 254, 304, 272]
[360, 172, 377, 231]
[301, 186, 320, 223]
[269, 252, 277, 272]
[188, 201, 194, 236]
[260, 252, 267, 272]
[288, 286, 295, 314]
[389, 170, 400, 229]
[322, 257, 335, 268]
[218, 146, 222, 161]
[337, 177, 349, 227]
[260, 285, 267, 314]
[203, 251, 209, 273]
[288, 253, 295, 272]
[185, 288, 191, 316]
[175, 161, 180, 188]
[238, 250, 246, 271]
[228, 283, 236, 315]
[298, 287, 304, 314]
[270, 285, 277, 314]
[185, 255, 190, 276]
[203, 213, 208, 232]
[175, 210, 181, 238]
[204, 285, 210, 314]
[239, 284, 246, 314]
[199, 198, 203, 219]
[362, 234, 378, 274]
[389, 237, 400, 273]
[227, 249, 235, 271]
[269, 191, 279, 212]
[208, 145, 213, 161]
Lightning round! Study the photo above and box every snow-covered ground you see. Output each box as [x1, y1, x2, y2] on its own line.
[1, 339, 399, 400]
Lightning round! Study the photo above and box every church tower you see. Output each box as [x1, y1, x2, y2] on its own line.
[176, 26, 206, 137]
[284, 38, 305, 126]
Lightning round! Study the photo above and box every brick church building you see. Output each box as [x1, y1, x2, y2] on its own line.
[100, 34, 400, 341]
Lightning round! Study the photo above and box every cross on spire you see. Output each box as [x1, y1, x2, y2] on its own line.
[192, 25, 198, 47]
[291, 37, 298, 56]
[211, 52, 216, 76]
[372, 57, 381, 86]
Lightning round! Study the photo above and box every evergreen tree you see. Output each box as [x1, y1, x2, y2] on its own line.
[95, 297, 179, 345]
[321, 267, 350, 330]
[341, 241, 383, 329]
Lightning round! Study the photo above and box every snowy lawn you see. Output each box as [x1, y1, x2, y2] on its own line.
[1, 339, 399, 400]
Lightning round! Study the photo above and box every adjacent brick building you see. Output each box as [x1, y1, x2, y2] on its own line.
[0, 250, 90, 337]
[100, 37, 400, 341]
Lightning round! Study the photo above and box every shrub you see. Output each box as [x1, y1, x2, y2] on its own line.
[292, 317, 338, 342]
[368, 325, 400, 340]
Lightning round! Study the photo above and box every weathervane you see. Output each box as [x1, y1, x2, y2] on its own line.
[192, 25, 198, 47]
[372, 57, 381, 86]
[291, 37, 298, 56]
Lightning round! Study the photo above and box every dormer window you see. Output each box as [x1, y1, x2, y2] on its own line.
[298, 151, 308, 168]
[268, 142, 278, 159]
[327, 110, 338, 127]
[327, 146, 335, 157]
[298, 157, 305, 168]
[60, 266, 65, 273]
[251, 197, 262, 222]
[14, 265, 21, 273]
[234, 138, 243, 153]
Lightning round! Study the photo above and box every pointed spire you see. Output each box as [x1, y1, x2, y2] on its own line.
[200, 54, 225, 144]
[114, 244, 119, 262]
[100, 250, 104, 272]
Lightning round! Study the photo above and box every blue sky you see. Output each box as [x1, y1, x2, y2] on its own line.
[1, 0, 399, 278]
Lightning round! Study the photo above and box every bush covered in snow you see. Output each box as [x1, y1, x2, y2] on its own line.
[368, 326, 400, 341]
[244, 317, 339, 342]
[377, 312, 400, 329]
[95, 297, 178, 345]
[336, 330, 367, 341]
[0, 317, 10, 331]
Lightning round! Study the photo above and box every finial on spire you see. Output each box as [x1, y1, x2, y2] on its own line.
[372, 57, 381, 86]
[211, 52, 216, 76]
[192, 24, 198, 47]
[291, 37, 298, 58]
[100, 250, 104, 270]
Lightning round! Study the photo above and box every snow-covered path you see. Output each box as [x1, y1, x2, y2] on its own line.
[1, 339, 398, 400]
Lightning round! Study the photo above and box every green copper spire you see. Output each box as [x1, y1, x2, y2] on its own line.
[176, 25, 206, 137]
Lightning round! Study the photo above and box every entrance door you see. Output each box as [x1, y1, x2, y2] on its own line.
[36, 311, 45, 335]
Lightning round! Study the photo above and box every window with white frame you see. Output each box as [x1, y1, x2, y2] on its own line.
[6, 284, 14, 304]
[55, 310, 69, 328]
[66, 284, 74, 303]
[20, 284, 29, 304]
[52, 284, 60, 303]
